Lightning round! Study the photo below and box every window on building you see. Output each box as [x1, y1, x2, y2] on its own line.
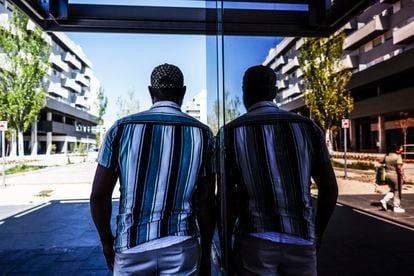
[385, 30, 392, 41]
[373, 36, 382, 48]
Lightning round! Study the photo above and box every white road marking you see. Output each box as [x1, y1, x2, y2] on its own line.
[14, 202, 51, 218]
[60, 199, 90, 204]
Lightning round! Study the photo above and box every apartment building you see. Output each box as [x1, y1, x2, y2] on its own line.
[184, 90, 208, 124]
[264, 0, 414, 154]
[0, 1, 99, 155]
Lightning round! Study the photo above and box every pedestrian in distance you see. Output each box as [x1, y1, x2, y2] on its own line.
[220, 65, 338, 275]
[90, 64, 216, 275]
[380, 144, 406, 213]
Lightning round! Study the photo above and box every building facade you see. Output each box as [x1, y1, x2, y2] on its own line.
[184, 90, 207, 125]
[0, 1, 99, 155]
[263, 0, 414, 154]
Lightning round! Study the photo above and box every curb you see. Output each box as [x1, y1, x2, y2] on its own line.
[337, 199, 414, 230]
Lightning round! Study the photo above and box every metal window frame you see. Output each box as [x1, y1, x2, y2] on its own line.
[8, 0, 375, 36]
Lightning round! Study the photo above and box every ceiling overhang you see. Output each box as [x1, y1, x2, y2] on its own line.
[8, 0, 375, 36]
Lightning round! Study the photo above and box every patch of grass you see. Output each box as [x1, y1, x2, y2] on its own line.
[331, 160, 376, 171]
[5, 164, 43, 175]
[35, 190, 53, 197]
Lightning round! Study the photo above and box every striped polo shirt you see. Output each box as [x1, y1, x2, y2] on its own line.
[98, 101, 214, 252]
[223, 101, 330, 244]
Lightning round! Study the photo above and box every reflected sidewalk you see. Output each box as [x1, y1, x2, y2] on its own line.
[332, 168, 414, 229]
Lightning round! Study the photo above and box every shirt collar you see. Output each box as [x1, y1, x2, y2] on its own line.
[150, 101, 181, 111]
[248, 101, 279, 112]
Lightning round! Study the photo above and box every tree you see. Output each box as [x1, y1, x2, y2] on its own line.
[95, 87, 108, 146]
[207, 91, 241, 134]
[0, 10, 51, 157]
[298, 32, 353, 151]
[116, 88, 140, 118]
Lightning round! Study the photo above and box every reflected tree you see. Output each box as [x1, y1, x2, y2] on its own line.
[116, 88, 140, 118]
[299, 32, 353, 151]
[207, 91, 241, 134]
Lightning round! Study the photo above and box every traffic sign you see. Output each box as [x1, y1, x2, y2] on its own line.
[0, 121, 7, 131]
[342, 119, 350, 129]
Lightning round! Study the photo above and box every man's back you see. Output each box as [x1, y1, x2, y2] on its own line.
[91, 64, 215, 275]
[224, 101, 329, 242]
[222, 65, 337, 275]
[99, 101, 213, 251]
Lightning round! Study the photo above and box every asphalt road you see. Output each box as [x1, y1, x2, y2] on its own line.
[318, 203, 414, 275]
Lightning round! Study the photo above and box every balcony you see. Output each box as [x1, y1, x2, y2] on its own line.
[62, 78, 82, 93]
[344, 15, 389, 50]
[276, 80, 288, 91]
[342, 19, 358, 34]
[270, 56, 286, 70]
[275, 37, 296, 57]
[75, 96, 90, 109]
[282, 84, 301, 100]
[64, 52, 82, 70]
[342, 55, 359, 70]
[263, 48, 276, 67]
[0, 13, 9, 28]
[49, 54, 69, 72]
[394, 21, 414, 45]
[0, 53, 12, 72]
[281, 57, 300, 75]
[295, 38, 305, 50]
[47, 82, 69, 99]
[75, 73, 90, 87]
[84, 67, 93, 79]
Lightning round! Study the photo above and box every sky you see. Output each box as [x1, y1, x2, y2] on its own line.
[64, 1, 308, 127]
[67, 32, 281, 127]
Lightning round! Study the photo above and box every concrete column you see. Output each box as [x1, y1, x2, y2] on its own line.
[30, 121, 38, 156]
[62, 139, 68, 154]
[378, 115, 386, 153]
[46, 112, 52, 155]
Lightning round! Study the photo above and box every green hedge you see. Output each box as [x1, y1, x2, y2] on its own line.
[331, 160, 375, 171]
[5, 164, 43, 175]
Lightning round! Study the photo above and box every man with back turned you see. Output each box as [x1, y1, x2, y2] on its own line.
[91, 64, 215, 275]
[222, 65, 338, 275]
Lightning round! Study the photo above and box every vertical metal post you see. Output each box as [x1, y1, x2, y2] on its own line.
[344, 127, 347, 179]
[2, 131, 6, 187]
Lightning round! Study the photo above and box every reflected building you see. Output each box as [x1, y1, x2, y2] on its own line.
[264, 0, 414, 154]
[184, 90, 207, 125]
[0, 1, 99, 155]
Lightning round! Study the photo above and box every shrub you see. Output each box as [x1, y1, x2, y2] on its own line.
[331, 160, 375, 171]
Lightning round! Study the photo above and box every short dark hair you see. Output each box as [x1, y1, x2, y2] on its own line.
[242, 65, 277, 103]
[149, 63, 186, 103]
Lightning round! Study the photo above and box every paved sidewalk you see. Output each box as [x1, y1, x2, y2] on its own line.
[332, 168, 414, 229]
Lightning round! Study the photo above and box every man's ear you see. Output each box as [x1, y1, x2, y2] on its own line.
[148, 86, 155, 102]
[182, 86, 186, 97]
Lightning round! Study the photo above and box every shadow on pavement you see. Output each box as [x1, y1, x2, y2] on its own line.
[318, 203, 414, 276]
[0, 200, 117, 276]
